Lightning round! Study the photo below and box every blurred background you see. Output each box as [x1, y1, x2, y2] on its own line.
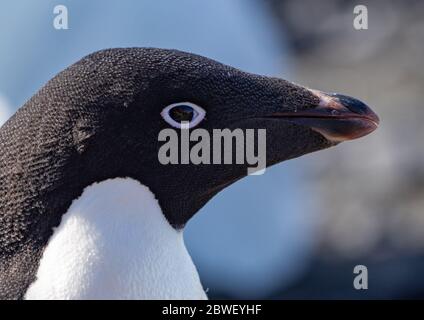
[1, 0, 423, 299]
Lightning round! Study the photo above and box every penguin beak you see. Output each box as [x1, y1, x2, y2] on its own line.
[270, 90, 380, 142]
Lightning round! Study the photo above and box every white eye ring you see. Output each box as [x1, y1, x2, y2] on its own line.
[161, 102, 206, 129]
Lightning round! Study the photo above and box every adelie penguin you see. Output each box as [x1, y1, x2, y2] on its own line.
[0, 48, 379, 300]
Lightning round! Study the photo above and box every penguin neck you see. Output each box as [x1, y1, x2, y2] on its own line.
[25, 178, 207, 300]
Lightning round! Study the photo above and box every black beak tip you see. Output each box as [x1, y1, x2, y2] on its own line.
[329, 93, 380, 124]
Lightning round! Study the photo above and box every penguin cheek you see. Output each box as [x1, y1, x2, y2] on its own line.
[253, 120, 331, 166]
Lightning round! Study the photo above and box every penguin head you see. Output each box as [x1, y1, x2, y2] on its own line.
[34, 48, 380, 228]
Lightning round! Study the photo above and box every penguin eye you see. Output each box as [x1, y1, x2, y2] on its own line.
[161, 102, 206, 129]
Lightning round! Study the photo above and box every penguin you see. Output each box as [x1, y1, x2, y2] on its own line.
[0, 48, 379, 300]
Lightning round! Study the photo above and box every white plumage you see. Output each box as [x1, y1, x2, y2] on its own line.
[25, 178, 206, 300]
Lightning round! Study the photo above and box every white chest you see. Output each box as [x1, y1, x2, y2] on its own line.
[25, 178, 207, 300]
